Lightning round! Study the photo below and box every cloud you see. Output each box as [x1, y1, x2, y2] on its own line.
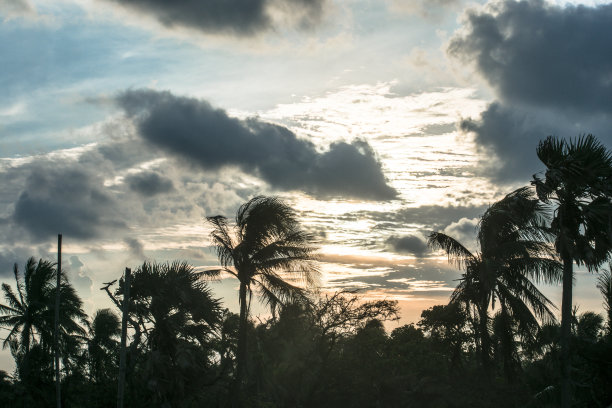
[0, 0, 36, 20]
[449, 0, 612, 114]
[449, 0, 612, 181]
[11, 162, 126, 242]
[124, 237, 145, 258]
[103, 0, 327, 36]
[443, 217, 479, 252]
[125, 171, 174, 196]
[386, 235, 429, 257]
[387, 0, 462, 19]
[66, 255, 93, 296]
[353, 204, 487, 231]
[116, 89, 397, 201]
[0, 247, 42, 278]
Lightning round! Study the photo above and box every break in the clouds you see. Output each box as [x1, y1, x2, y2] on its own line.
[103, 0, 327, 36]
[117, 89, 397, 201]
[11, 162, 126, 242]
[450, 0, 612, 182]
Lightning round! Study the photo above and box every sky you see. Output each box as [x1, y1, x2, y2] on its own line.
[1, 0, 612, 370]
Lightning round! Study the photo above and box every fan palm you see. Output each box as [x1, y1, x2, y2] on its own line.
[205, 196, 319, 390]
[86, 308, 120, 383]
[532, 135, 612, 407]
[0, 257, 87, 379]
[126, 261, 222, 354]
[428, 187, 561, 377]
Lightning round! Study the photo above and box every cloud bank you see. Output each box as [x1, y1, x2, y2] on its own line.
[103, 0, 327, 36]
[450, 0, 612, 181]
[117, 89, 397, 201]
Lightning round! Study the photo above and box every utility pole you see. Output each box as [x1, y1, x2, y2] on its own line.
[54, 234, 62, 408]
[117, 267, 132, 408]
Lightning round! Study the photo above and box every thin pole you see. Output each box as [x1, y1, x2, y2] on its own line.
[117, 267, 131, 408]
[55, 234, 62, 408]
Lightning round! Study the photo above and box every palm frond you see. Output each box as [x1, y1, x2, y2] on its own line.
[1, 283, 24, 313]
[427, 231, 475, 269]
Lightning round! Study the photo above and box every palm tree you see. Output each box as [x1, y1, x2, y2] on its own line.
[127, 261, 222, 354]
[596, 265, 612, 338]
[116, 261, 222, 406]
[428, 187, 561, 377]
[0, 257, 87, 381]
[205, 196, 319, 392]
[86, 308, 120, 383]
[532, 135, 612, 407]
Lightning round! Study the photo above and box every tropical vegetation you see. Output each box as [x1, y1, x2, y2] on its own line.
[0, 136, 610, 407]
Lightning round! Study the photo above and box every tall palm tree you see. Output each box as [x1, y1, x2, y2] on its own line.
[0, 257, 87, 380]
[532, 135, 612, 407]
[205, 196, 319, 391]
[428, 187, 561, 377]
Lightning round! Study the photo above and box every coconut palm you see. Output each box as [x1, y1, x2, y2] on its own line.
[428, 187, 561, 377]
[532, 135, 612, 407]
[0, 257, 87, 380]
[205, 196, 319, 391]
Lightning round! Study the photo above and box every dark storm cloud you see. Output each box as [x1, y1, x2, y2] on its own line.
[449, 0, 612, 113]
[125, 171, 174, 196]
[459, 102, 548, 182]
[103, 0, 327, 36]
[449, 0, 612, 182]
[116, 89, 397, 201]
[11, 163, 126, 242]
[386, 235, 429, 257]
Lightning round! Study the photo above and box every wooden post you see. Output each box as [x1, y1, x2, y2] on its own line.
[55, 234, 62, 408]
[117, 267, 132, 408]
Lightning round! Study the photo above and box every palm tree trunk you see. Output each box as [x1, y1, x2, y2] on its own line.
[235, 281, 248, 404]
[560, 256, 573, 408]
[478, 304, 492, 377]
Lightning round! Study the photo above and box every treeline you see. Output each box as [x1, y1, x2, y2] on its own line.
[0, 135, 611, 407]
[1, 259, 610, 407]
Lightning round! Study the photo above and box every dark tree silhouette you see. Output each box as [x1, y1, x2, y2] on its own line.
[205, 196, 319, 397]
[85, 308, 120, 384]
[597, 264, 612, 338]
[532, 135, 612, 408]
[0, 257, 86, 406]
[428, 187, 561, 378]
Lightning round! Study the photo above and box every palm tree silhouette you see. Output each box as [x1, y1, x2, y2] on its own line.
[86, 308, 120, 383]
[205, 196, 319, 395]
[532, 135, 612, 407]
[0, 257, 87, 380]
[428, 187, 560, 377]
[596, 264, 612, 338]
[128, 261, 221, 354]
